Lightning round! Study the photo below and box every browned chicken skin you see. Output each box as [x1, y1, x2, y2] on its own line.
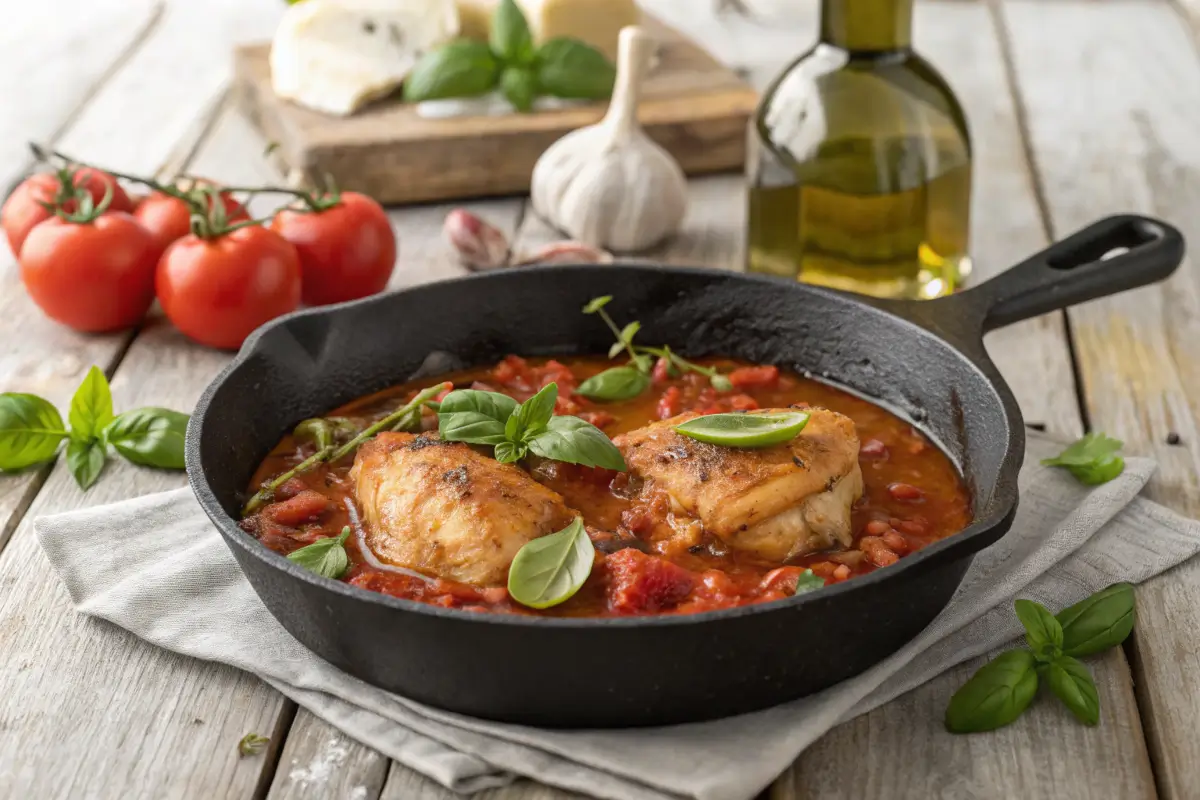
[351, 432, 578, 586]
[615, 408, 864, 561]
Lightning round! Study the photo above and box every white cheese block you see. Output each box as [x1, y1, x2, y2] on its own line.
[519, 0, 641, 62]
[271, 0, 461, 116]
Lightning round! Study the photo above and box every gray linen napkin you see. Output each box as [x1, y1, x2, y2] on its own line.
[34, 433, 1200, 800]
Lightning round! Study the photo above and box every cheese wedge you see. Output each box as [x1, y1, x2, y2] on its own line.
[456, 0, 639, 61]
[271, 0, 461, 116]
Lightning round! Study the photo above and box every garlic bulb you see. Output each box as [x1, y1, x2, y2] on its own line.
[530, 26, 688, 252]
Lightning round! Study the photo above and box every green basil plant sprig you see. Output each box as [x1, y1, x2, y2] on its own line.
[403, 0, 616, 111]
[945, 583, 1136, 733]
[437, 382, 626, 471]
[0, 366, 189, 491]
[287, 526, 352, 580]
[1042, 432, 1126, 485]
[578, 295, 734, 402]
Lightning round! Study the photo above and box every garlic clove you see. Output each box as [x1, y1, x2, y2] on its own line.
[444, 208, 510, 270]
[530, 26, 689, 253]
[514, 241, 614, 266]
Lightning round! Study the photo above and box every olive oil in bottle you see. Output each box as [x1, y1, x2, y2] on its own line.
[746, 0, 972, 299]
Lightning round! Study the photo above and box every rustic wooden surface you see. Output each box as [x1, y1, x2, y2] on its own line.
[232, 14, 757, 205]
[1, 0, 1198, 798]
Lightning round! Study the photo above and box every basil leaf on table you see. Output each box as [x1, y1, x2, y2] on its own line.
[1045, 655, 1101, 725]
[577, 366, 651, 402]
[526, 415, 627, 471]
[1055, 582, 1136, 657]
[66, 438, 106, 490]
[491, 0, 535, 64]
[67, 366, 114, 442]
[1014, 598, 1064, 661]
[287, 526, 352, 580]
[944, 649, 1039, 733]
[103, 407, 190, 469]
[437, 389, 518, 445]
[536, 38, 617, 100]
[507, 517, 594, 609]
[1041, 432, 1125, 485]
[403, 40, 501, 103]
[500, 66, 537, 112]
[0, 392, 68, 471]
[793, 569, 824, 596]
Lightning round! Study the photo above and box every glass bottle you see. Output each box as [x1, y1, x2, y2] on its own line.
[745, 0, 972, 299]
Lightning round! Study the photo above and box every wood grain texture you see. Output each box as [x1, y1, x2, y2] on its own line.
[380, 766, 589, 800]
[231, 15, 756, 205]
[268, 709, 391, 800]
[999, 1, 1200, 797]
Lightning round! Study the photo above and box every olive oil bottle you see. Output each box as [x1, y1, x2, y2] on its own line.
[746, 0, 972, 299]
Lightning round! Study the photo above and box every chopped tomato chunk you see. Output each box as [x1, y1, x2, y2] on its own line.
[728, 393, 759, 411]
[578, 410, 615, 429]
[263, 490, 328, 526]
[605, 548, 695, 614]
[275, 477, 309, 500]
[728, 365, 780, 389]
[860, 536, 900, 567]
[657, 386, 682, 419]
[652, 357, 670, 383]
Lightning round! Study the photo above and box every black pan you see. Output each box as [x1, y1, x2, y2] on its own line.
[187, 214, 1183, 728]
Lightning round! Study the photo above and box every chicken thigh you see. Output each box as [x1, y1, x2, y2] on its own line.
[351, 432, 577, 586]
[615, 408, 863, 561]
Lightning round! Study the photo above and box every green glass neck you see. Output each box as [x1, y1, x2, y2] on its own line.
[819, 0, 914, 52]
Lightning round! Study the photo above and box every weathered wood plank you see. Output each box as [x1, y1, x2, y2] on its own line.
[0, 0, 161, 195]
[268, 709, 391, 800]
[999, 1, 1200, 797]
[379, 767, 589, 800]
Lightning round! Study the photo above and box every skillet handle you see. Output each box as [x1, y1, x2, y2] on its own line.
[967, 214, 1184, 332]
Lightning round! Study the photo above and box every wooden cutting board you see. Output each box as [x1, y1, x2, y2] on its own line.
[231, 15, 758, 206]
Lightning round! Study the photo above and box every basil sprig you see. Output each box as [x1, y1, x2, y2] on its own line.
[793, 569, 824, 596]
[403, 0, 615, 110]
[507, 517, 594, 609]
[287, 526, 352, 580]
[945, 583, 1135, 733]
[237, 733, 269, 757]
[581, 296, 735, 401]
[0, 365, 189, 491]
[438, 382, 626, 471]
[1041, 432, 1125, 485]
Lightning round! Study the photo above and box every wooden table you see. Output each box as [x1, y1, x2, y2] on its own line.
[2, 1, 1198, 797]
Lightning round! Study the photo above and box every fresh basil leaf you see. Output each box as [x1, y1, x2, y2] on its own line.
[945, 649, 1039, 733]
[793, 569, 824, 596]
[1046, 655, 1100, 725]
[1041, 432, 1125, 485]
[237, 732, 270, 757]
[500, 66, 537, 111]
[674, 411, 810, 448]
[66, 438, 105, 490]
[438, 389, 519, 445]
[526, 414, 626, 471]
[494, 440, 526, 464]
[1055, 582, 1136, 658]
[536, 38, 616, 100]
[607, 341, 626, 359]
[68, 366, 114, 441]
[618, 320, 641, 344]
[631, 353, 653, 373]
[1014, 599, 1064, 661]
[103, 407, 189, 469]
[513, 383, 558, 439]
[287, 526, 351, 580]
[403, 40, 501, 103]
[710, 374, 734, 393]
[0, 392, 68, 471]
[491, 0, 535, 64]
[507, 517, 593, 608]
[582, 295, 612, 314]
[577, 367, 650, 401]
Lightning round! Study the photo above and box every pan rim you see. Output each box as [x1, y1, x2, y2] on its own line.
[186, 263, 1024, 630]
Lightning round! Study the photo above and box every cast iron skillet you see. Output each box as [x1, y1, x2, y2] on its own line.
[187, 214, 1183, 728]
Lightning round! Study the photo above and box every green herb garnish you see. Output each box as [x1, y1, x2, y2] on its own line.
[793, 569, 824, 596]
[1041, 432, 1125, 485]
[507, 517, 594, 609]
[437, 382, 626, 471]
[582, 295, 735, 399]
[403, 0, 615, 111]
[674, 411, 810, 448]
[287, 526, 352, 580]
[0, 365, 189, 491]
[576, 366, 651, 402]
[237, 732, 270, 757]
[945, 583, 1135, 733]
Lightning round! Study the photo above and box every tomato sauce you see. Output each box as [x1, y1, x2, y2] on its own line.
[240, 356, 972, 617]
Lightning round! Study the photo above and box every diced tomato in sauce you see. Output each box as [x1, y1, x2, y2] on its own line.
[605, 549, 695, 614]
